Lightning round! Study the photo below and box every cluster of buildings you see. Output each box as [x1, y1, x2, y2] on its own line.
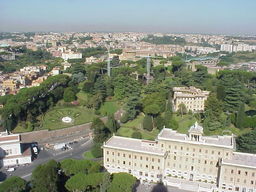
[0, 131, 32, 167]
[172, 86, 210, 113]
[0, 64, 64, 96]
[0, 65, 48, 95]
[103, 122, 256, 192]
[220, 44, 256, 53]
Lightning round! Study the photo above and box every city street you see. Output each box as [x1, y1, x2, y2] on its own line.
[0, 137, 93, 181]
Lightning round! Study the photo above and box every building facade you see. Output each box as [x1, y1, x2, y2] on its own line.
[0, 131, 32, 167]
[172, 86, 210, 113]
[103, 123, 256, 192]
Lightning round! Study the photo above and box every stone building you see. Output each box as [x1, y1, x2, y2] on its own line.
[103, 123, 256, 192]
[172, 86, 210, 113]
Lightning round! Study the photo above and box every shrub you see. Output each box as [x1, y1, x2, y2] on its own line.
[143, 115, 153, 131]
[131, 131, 142, 139]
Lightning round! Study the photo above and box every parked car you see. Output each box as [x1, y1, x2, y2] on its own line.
[7, 167, 15, 172]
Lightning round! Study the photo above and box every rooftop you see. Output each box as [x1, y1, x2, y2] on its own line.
[103, 136, 165, 156]
[222, 152, 256, 168]
[157, 128, 234, 149]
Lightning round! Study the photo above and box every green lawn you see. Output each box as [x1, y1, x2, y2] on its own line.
[99, 101, 119, 116]
[117, 113, 159, 140]
[40, 106, 96, 130]
[83, 151, 95, 159]
[173, 114, 197, 134]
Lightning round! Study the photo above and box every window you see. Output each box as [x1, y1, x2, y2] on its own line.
[181, 146, 183, 150]
[135, 155, 137, 159]
[238, 170, 241, 175]
[107, 151, 109, 154]
[231, 170, 234, 174]
[146, 157, 148, 161]
[152, 158, 154, 162]
[245, 171, 248, 176]
[174, 156, 176, 160]
[129, 155, 131, 158]
[123, 161, 125, 165]
[252, 172, 255, 177]
[140, 156, 142, 160]
[235, 187, 239, 191]
[118, 153, 120, 156]
[161, 144, 164, 147]
[205, 150, 208, 154]
[112, 152, 114, 155]
[139, 172, 143, 176]
[205, 160, 207, 164]
[212, 151, 214, 154]
[107, 158, 109, 162]
[251, 180, 254, 185]
[146, 165, 148, 168]
[218, 151, 221, 155]
[152, 166, 154, 169]
[226, 152, 229, 156]
[123, 154, 125, 157]
[158, 159, 160, 163]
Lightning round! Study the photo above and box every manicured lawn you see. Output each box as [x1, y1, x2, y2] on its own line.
[83, 151, 95, 159]
[13, 123, 33, 133]
[173, 114, 197, 134]
[99, 101, 119, 116]
[117, 113, 159, 140]
[40, 106, 96, 130]
[122, 113, 144, 129]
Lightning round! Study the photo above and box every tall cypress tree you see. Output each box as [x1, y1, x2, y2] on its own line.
[236, 103, 245, 129]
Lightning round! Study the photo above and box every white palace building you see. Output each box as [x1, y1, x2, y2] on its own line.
[103, 123, 256, 192]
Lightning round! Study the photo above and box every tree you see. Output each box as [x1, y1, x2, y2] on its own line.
[60, 159, 101, 176]
[235, 103, 245, 129]
[106, 114, 119, 133]
[91, 118, 110, 143]
[131, 131, 142, 139]
[154, 115, 165, 130]
[107, 173, 137, 192]
[63, 87, 76, 102]
[122, 96, 141, 123]
[177, 103, 187, 117]
[91, 143, 103, 158]
[0, 176, 27, 192]
[65, 172, 105, 192]
[236, 129, 256, 153]
[83, 81, 94, 94]
[31, 160, 60, 192]
[143, 115, 153, 131]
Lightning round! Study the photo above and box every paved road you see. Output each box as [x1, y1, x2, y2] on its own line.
[137, 183, 192, 192]
[1, 137, 94, 181]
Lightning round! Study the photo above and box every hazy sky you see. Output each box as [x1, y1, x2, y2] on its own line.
[1, 0, 256, 34]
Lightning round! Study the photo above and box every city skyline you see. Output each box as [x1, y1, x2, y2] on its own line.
[1, 0, 256, 35]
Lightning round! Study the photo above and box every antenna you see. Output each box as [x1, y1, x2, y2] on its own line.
[146, 56, 151, 84]
[107, 47, 111, 77]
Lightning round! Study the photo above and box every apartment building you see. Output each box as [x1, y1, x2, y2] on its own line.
[172, 86, 210, 112]
[103, 123, 256, 192]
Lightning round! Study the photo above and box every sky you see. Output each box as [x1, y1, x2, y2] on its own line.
[0, 0, 256, 35]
